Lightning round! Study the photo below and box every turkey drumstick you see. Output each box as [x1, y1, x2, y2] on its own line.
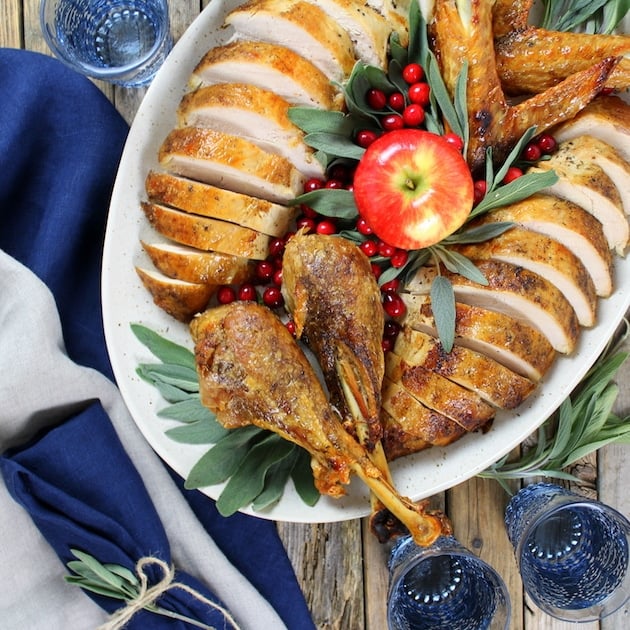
[190, 301, 450, 546]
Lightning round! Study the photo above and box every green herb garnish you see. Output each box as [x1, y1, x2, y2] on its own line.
[131, 324, 319, 515]
[541, 0, 629, 34]
[480, 322, 630, 493]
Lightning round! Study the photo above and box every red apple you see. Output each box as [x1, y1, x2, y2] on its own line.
[353, 129, 474, 250]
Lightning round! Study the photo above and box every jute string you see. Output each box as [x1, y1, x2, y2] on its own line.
[97, 556, 241, 630]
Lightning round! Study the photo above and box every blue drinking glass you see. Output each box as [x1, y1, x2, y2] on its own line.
[387, 534, 511, 629]
[505, 482, 630, 622]
[40, 0, 172, 87]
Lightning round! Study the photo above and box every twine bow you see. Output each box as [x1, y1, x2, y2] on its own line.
[97, 556, 241, 630]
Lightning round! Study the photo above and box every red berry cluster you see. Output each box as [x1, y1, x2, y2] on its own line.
[472, 132, 558, 205]
[357, 63, 435, 147]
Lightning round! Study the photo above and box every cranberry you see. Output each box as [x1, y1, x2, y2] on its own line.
[537, 133, 557, 154]
[381, 114, 404, 131]
[402, 104, 425, 127]
[377, 240, 396, 258]
[380, 278, 401, 293]
[402, 62, 424, 84]
[443, 133, 464, 151]
[300, 204, 318, 218]
[356, 216, 373, 235]
[408, 82, 431, 107]
[272, 268, 283, 286]
[388, 92, 405, 111]
[382, 293, 406, 318]
[325, 178, 344, 189]
[503, 166, 523, 184]
[356, 129, 378, 148]
[268, 238, 285, 257]
[390, 249, 409, 268]
[522, 142, 542, 162]
[473, 180, 487, 204]
[371, 263, 382, 280]
[262, 286, 284, 308]
[316, 219, 337, 235]
[285, 319, 297, 336]
[328, 163, 350, 182]
[217, 285, 236, 304]
[382, 337, 395, 353]
[360, 239, 378, 257]
[296, 216, 316, 232]
[255, 260, 275, 282]
[237, 283, 257, 301]
[384, 319, 401, 338]
[366, 88, 387, 110]
[303, 178, 324, 192]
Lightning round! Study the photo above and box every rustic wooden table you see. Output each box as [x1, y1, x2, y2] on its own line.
[3, 2, 629, 628]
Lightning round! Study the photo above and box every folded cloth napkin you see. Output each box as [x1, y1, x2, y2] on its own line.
[0, 48, 314, 630]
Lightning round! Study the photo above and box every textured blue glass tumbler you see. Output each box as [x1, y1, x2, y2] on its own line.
[40, 0, 172, 86]
[387, 535, 511, 629]
[505, 482, 630, 622]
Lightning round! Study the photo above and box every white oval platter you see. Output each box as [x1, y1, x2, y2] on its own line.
[102, 0, 630, 522]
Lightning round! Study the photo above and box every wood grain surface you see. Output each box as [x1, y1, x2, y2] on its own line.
[3, 2, 628, 628]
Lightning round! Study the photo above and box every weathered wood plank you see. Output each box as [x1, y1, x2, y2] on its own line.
[362, 518, 390, 630]
[277, 520, 365, 630]
[0, 0, 23, 48]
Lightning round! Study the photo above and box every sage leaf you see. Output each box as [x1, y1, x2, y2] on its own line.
[445, 222, 515, 244]
[131, 323, 195, 368]
[287, 107, 358, 135]
[292, 188, 358, 219]
[430, 276, 456, 352]
[157, 397, 215, 423]
[303, 131, 365, 160]
[136, 363, 200, 392]
[184, 426, 262, 488]
[251, 447, 301, 511]
[216, 434, 296, 516]
[165, 419, 228, 445]
[291, 448, 320, 506]
[147, 380, 192, 403]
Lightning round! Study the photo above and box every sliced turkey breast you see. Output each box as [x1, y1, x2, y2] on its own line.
[145, 171, 296, 238]
[386, 352, 495, 432]
[393, 327, 536, 410]
[554, 136, 630, 215]
[158, 127, 305, 205]
[452, 227, 598, 327]
[140, 241, 253, 285]
[470, 195, 613, 297]
[190, 40, 344, 110]
[530, 155, 628, 256]
[365, 0, 409, 46]
[135, 267, 215, 322]
[381, 378, 466, 457]
[224, 0, 356, 82]
[405, 261, 580, 354]
[400, 294, 556, 382]
[551, 95, 630, 163]
[176, 83, 324, 179]
[142, 202, 271, 260]
[304, 0, 391, 67]
[381, 409, 430, 460]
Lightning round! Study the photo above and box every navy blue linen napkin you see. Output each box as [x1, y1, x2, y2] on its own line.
[0, 48, 314, 629]
[0, 400, 238, 629]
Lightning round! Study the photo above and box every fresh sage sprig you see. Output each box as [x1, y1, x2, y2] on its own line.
[131, 324, 319, 515]
[541, 0, 629, 34]
[479, 322, 630, 493]
[65, 549, 219, 629]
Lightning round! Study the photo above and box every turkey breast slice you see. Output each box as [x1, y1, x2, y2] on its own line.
[554, 135, 630, 215]
[142, 202, 271, 260]
[381, 378, 466, 458]
[530, 155, 629, 256]
[551, 95, 630, 163]
[190, 40, 344, 111]
[304, 0, 391, 67]
[393, 328, 536, 410]
[224, 0, 356, 82]
[400, 294, 556, 382]
[452, 227, 598, 327]
[176, 83, 324, 179]
[471, 195, 613, 298]
[145, 170, 296, 237]
[141, 241, 253, 285]
[135, 266, 215, 323]
[158, 127, 305, 205]
[405, 261, 580, 354]
[386, 351, 495, 432]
